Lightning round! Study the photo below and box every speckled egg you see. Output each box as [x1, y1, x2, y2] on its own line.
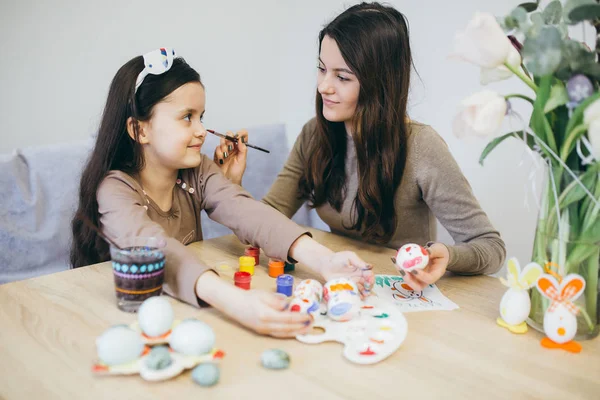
[395, 243, 429, 272]
[96, 325, 144, 366]
[137, 296, 174, 337]
[260, 349, 290, 370]
[294, 279, 323, 302]
[168, 319, 215, 356]
[144, 346, 173, 370]
[191, 363, 220, 386]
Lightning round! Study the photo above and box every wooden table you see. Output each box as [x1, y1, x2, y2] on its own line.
[1, 228, 598, 400]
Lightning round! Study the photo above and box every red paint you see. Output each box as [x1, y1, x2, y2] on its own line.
[92, 364, 109, 372]
[405, 246, 411, 252]
[421, 246, 428, 256]
[213, 350, 226, 359]
[290, 304, 301, 312]
[234, 271, 251, 290]
[359, 347, 376, 356]
[245, 247, 260, 267]
[361, 305, 374, 309]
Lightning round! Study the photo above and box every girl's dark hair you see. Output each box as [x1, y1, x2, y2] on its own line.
[299, 2, 413, 243]
[70, 56, 201, 267]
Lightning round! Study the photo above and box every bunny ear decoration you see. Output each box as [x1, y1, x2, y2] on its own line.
[560, 274, 586, 302]
[536, 275, 560, 300]
[500, 258, 521, 288]
[518, 262, 543, 289]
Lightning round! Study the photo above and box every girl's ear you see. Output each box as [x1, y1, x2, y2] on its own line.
[126, 117, 150, 145]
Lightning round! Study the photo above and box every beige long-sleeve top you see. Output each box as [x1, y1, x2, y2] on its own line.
[97, 154, 307, 307]
[263, 118, 506, 275]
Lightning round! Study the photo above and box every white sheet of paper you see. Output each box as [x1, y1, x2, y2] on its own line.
[372, 275, 459, 312]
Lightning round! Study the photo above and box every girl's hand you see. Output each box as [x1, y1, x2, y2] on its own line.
[213, 130, 249, 185]
[401, 243, 449, 291]
[232, 290, 313, 338]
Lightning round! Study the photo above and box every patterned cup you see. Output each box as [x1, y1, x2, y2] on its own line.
[110, 237, 166, 313]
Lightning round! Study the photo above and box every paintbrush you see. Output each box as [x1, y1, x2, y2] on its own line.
[207, 129, 270, 154]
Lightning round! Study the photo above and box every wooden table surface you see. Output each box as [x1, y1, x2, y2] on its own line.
[1, 228, 598, 400]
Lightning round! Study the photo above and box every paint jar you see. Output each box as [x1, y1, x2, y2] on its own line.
[268, 259, 285, 278]
[238, 256, 255, 275]
[244, 247, 260, 267]
[276, 274, 294, 297]
[234, 271, 251, 290]
[284, 262, 295, 273]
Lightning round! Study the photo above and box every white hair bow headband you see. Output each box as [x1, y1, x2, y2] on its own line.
[135, 48, 177, 93]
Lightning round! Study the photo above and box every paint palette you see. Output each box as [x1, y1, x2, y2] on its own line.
[296, 296, 407, 364]
[92, 348, 225, 381]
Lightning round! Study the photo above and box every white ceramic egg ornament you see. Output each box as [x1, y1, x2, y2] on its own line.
[169, 319, 216, 356]
[137, 296, 175, 337]
[96, 325, 145, 366]
[496, 258, 542, 334]
[394, 243, 429, 272]
[536, 274, 586, 353]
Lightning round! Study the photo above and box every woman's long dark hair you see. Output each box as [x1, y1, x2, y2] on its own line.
[299, 2, 413, 243]
[70, 56, 201, 267]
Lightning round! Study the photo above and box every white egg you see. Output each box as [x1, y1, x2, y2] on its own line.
[323, 278, 359, 302]
[169, 319, 215, 355]
[96, 325, 144, 366]
[499, 288, 531, 326]
[327, 291, 360, 322]
[544, 304, 577, 344]
[395, 243, 429, 271]
[137, 296, 174, 337]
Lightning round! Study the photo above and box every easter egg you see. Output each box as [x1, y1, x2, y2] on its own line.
[395, 243, 429, 272]
[544, 304, 577, 344]
[260, 349, 290, 370]
[168, 319, 215, 356]
[327, 291, 360, 322]
[137, 296, 174, 337]
[144, 345, 173, 370]
[96, 325, 144, 366]
[191, 363, 220, 387]
[499, 288, 530, 326]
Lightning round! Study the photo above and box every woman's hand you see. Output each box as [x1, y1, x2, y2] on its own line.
[401, 243, 449, 290]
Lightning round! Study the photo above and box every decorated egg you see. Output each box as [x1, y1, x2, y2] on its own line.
[168, 319, 215, 356]
[327, 291, 360, 322]
[260, 349, 290, 370]
[294, 279, 323, 302]
[192, 363, 220, 387]
[544, 303, 577, 344]
[144, 346, 173, 370]
[323, 278, 359, 302]
[395, 243, 429, 272]
[137, 296, 174, 337]
[96, 325, 144, 366]
[289, 296, 320, 314]
[499, 288, 531, 326]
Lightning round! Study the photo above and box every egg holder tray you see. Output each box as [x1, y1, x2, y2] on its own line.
[296, 296, 408, 364]
[92, 319, 225, 381]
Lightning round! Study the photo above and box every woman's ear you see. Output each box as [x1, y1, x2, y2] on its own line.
[126, 117, 150, 145]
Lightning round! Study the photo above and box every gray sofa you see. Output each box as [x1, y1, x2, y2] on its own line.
[0, 124, 320, 284]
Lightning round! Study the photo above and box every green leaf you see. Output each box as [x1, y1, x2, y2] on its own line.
[530, 76, 553, 148]
[544, 81, 569, 113]
[523, 26, 563, 76]
[530, 12, 544, 26]
[518, 2, 539, 12]
[563, 0, 596, 24]
[512, 6, 529, 24]
[543, 1, 563, 24]
[569, 4, 600, 23]
[479, 131, 536, 165]
[558, 164, 600, 210]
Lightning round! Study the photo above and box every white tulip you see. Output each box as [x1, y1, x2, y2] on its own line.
[453, 90, 508, 138]
[584, 99, 600, 160]
[450, 12, 513, 69]
[583, 98, 600, 125]
[480, 45, 522, 85]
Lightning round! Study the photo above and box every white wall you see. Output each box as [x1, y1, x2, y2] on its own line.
[2, 0, 593, 270]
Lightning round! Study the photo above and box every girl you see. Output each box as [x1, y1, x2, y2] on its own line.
[219, 3, 506, 291]
[71, 48, 373, 338]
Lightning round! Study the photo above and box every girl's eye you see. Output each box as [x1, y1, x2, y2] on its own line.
[317, 66, 325, 73]
[183, 113, 192, 122]
[338, 75, 349, 82]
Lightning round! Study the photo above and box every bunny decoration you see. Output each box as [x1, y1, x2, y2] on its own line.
[496, 258, 543, 334]
[536, 273, 586, 353]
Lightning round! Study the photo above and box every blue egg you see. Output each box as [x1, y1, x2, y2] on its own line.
[191, 363, 220, 387]
[260, 349, 290, 370]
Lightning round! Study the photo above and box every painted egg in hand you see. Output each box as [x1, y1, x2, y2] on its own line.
[395, 243, 429, 271]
